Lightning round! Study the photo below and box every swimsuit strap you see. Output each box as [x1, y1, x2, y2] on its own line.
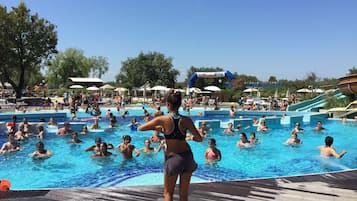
[165, 114, 186, 140]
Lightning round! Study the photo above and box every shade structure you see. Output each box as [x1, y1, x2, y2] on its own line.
[243, 88, 259, 93]
[174, 88, 185, 93]
[150, 85, 169, 91]
[199, 91, 212, 94]
[313, 88, 325, 93]
[204, 85, 221, 92]
[100, 84, 115, 90]
[297, 88, 312, 93]
[114, 87, 128, 92]
[87, 86, 99, 91]
[189, 87, 201, 93]
[69, 84, 84, 89]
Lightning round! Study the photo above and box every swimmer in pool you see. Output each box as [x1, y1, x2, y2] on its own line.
[292, 122, 304, 133]
[0, 133, 20, 154]
[204, 138, 221, 163]
[223, 122, 235, 135]
[249, 132, 259, 145]
[257, 119, 269, 132]
[70, 132, 83, 144]
[89, 117, 100, 129]
[285, 130, 302, 145]
[318, 136, 347, 158]
[128, 117, 140, 131]
[313, 121, 326, 132]
[117, 135, 140, 159]
[92, 142, 113, 158]
[30, 141, 53, 159]
[236, 132, 251, 148]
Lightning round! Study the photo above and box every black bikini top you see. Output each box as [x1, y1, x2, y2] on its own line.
[165, 115, 186, 140]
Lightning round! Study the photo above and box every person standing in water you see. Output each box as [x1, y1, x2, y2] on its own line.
[138, 90, 202, 201]
[204, 138, 221, 163]
[318, 136, 347, 158]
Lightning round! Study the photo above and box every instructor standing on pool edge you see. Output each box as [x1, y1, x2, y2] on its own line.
[139, 90, 203, 201]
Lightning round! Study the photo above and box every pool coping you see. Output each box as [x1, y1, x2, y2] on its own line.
[1, 168, 357, 200]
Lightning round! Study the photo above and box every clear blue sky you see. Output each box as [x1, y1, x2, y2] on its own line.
[2, 0, 357, 82]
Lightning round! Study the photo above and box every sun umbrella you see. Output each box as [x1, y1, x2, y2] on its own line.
[114, 87, 128, 92]
[100, 84, 115, 90]
[189, 87, 201, 93]
[69, 85, 84, 89]
[204, 86, 221, 92]
[150, 85, 169, 91]
[174, 89, 185, 93]
[313, 88, 325, 93]
[243, 88, 258, 93]
[297, 88, 312, 93]
[87, 86, 99, 91]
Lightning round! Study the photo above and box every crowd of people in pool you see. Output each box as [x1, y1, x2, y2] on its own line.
[0, 91, 353, 200]
[0, 111, 350, 161]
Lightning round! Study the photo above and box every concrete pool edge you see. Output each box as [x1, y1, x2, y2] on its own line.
[1, 168, 357, 200]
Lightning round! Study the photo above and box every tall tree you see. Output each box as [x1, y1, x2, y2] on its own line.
[268, 76, 277, 82]
[305, 72, 318, 87]
[89, 56, 109, 78]
[115, 52, 179, 88]
[46, 48, 91, 87]
[348, 66, 357, 75]
[0, 2, 57, 98]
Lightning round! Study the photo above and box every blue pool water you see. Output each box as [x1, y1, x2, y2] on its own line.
[0, 108, 356, 190]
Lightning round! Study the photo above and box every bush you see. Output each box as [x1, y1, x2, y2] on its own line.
[324, 95, 350, 109]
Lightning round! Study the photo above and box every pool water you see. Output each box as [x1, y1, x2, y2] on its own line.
[0, 110, 356, 190]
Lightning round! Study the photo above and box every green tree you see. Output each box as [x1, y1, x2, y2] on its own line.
[115, 52, 179, 88]
[305, 72, 318, 87]
[46, 48, 91, 87]
[0, 3, 57, 98]
[89, 56, 109, 78]
[348, 66, 357, 75]
[268, 76, 277, 82]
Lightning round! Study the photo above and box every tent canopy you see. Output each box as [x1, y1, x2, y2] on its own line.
[100, 84, 115, 90]
[114, 87, 128, 92]
[297, 88, 312, 93]
[151, 85, 169, 91]
[68, 77, 103, 87]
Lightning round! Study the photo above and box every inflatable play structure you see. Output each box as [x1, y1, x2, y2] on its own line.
[187, 70, 235, 94]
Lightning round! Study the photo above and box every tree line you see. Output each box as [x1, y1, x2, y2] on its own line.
[1, 3, 356, 99]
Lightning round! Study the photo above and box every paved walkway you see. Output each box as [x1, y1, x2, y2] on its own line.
[1, 169, 357, 201]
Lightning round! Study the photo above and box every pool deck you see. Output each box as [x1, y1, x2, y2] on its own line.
[1, 169, 356, 201]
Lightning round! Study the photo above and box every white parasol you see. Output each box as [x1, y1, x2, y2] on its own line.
[69, 85, 84, 89]
[204, 86, 221, 92]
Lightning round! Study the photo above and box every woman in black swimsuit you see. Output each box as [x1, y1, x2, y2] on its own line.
[139, 90, 202, 201]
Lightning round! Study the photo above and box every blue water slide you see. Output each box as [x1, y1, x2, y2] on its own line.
[287, 89, 345, 112]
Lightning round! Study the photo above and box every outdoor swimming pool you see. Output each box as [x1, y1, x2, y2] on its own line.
[0, 108, 356, 190]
